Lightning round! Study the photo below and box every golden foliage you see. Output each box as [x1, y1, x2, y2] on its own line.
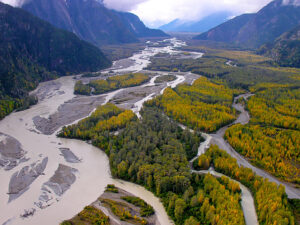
[197, 145, 295, 225]
[225, 124, 300, 183]
[147, 77, 237, 132]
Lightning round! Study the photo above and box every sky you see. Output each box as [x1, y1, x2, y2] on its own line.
[103, 0, 273, 27]
[1, 0, 274, 28]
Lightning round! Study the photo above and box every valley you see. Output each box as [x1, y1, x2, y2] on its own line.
[0, 38, 200, 225]
[0, 0, 300, 224]
[0, 37, 299, 225]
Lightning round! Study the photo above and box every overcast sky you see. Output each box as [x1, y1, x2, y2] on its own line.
[1, 0, 273, 27]
[104, 0, 273, 27]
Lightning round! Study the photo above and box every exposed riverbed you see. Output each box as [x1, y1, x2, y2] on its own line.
[0, 38, 198, 225]
[186, 92, 300, 224]
[1, 37, 299, 225]
[188, 92, 300, 199]
[210, 94, 300, 199]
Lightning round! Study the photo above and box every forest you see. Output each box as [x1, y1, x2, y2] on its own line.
[58, 103, 137, 146]
[146, 77, 239, 132]
[150, 46, 300, 186]
[225, 124, 300, 184]
[146, 47, 299, 90]
[61, 206, 110, 225]
[194, 145, 295, 225]
[59, 106, 247, 224]
[0, 95, 38, 119]
[247, 86, 300, 130]
[0, 2, 111, 120]
[163, 173, 245, 225]
[154, 75, 177, 84]
[74, 73, 149, 95]
[225, 85, 300, 184]
[59, 99, 298, 224]
[58, 41, 300, 224]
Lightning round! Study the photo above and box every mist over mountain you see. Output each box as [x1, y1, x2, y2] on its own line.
[195, 0, 300, 48]
[21, 0, 168, 46]
[159, 11, 233, 33]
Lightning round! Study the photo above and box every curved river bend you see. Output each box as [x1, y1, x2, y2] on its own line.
[0, 37, 299, 225]
[0, 38, 191, 225]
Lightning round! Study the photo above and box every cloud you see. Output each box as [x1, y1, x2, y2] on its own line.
[1, 0, 275, 28]
[0, 0, 147, 9]
[103, 0, 148, 11]
[282, 0, 300, 6]
[130, 0, 273, 27]
[0, 0, 21, 6]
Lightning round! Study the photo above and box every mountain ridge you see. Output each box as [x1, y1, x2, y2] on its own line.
[259, 25, 300, 67]
[22, 0, 168, 46]
[0, 2, 111, 118]
[160, 11, 233, 33]
[195, 0, 300, 48]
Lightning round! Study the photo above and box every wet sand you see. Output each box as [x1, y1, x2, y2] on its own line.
[34, 164, 78, 210]
[59, 148, 81, 163]
[0, 133, 28, 171]
[0, 76, 113, 225]
[0, 38, 189, 225]
[8, 157, 48, 202]
[33, 95, 105, 135]
[1, 35, 299, 225]
[32, 70, 198, 136]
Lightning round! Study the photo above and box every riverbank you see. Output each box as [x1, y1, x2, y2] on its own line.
[0, 38, 191, 225]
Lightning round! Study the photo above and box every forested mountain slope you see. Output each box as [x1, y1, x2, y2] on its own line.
[0, 2, 111, 119]
[22, 0, 168, 46]
[195, 0, 300, 48]
[259, 25, 300, 68]
[116, 11, 167, 38]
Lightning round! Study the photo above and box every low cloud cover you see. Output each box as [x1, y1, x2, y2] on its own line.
[103, 0, 148, 11]
[1, 0, 274, 27]
[1, 0, 22, 6]
[130, 0, 274, 27]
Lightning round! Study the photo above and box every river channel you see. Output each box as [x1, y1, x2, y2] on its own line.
[0, 37, 299, 225]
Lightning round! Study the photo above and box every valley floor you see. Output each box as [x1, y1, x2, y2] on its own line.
[0, 38, 299, 225]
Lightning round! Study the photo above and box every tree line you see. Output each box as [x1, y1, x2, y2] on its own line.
[194, 145, 296, 225]
[146, 77, 238, 132]
[74, 73, 150, 95]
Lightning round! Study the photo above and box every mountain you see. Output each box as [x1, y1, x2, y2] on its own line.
[0, 2, 111, 118]
[22, 0, 168, 46]
[195, 0, 300, 48]
[160, 11, 233, 33]
[160, 19, 182, 32]
[259, 25, 300, 67]
[194, 14, 255, 43]
[116, 11, 167, 38]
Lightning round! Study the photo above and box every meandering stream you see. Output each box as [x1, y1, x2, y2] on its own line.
[210, 94, 300, 199]
[192, 169, 258, 225]
[0, 37, 299, 225]
[0, 39, 189, 225]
